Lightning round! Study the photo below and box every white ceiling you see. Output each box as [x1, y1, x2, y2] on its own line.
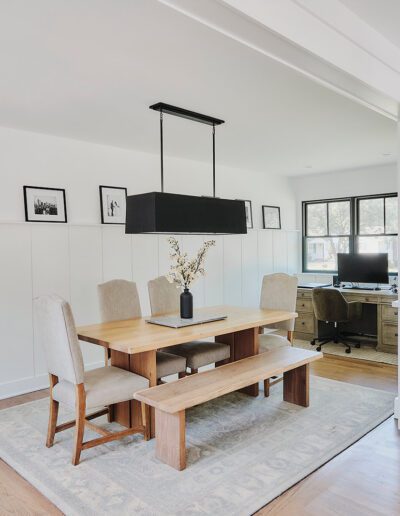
[0, 0, 396, 176]
[340, 0, 400, 49]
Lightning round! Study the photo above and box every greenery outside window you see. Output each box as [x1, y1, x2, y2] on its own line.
[303, 193, 398, 274]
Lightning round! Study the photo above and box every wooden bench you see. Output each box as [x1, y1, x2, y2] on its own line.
[134, 347, 322, 470]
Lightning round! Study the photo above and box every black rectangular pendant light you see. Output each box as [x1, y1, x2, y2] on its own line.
[125, 103, 247, 235]
[126, 192, 247, 234]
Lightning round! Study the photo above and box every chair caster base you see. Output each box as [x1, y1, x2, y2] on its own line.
[316, 346, 321, 352]
[345, 348, 351, 353]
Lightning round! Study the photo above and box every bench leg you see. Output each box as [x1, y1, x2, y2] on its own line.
[155, 409, 186, 470]
[283, 364, 309, 407]
[264, 378, 270, 397]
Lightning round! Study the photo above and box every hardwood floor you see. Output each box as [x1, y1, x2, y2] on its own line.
[0, 355, 398, 516]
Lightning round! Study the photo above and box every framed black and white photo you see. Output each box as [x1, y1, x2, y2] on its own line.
[23, 186, 67, 223]
[237, 199, 253, 229]
[262, 205, 281, 229]
[99, 186, 127, 224]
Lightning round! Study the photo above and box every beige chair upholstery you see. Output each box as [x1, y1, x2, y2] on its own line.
[98, 279, 142, 322]
[147, 276, 231, 371]
[259, 273, 298, 352]
[53, 365, 149, 409]
[35, 294, 85, 384]
[34, 295, 149, 465]
[98, 279, 186, 379]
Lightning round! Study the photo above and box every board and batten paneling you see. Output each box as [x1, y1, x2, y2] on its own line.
[0, 224, 299, 399]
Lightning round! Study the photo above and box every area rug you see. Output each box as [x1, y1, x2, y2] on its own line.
[295, 339, 397, 365]
[0, 377, 394, 516]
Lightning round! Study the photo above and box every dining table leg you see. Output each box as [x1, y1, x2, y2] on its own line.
[216, 326, 259, 396]
[110, 349, 157, 438]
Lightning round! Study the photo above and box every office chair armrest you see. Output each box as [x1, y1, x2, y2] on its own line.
[347, 301, 363, 320]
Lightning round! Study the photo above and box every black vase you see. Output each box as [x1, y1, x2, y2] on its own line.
[180, 288, 193, 319]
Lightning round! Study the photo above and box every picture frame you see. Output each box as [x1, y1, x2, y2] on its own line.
[23, 186, 67, 223]
[262, 205, 281, 229]
[237, 199, 253, 229]
[99, 185, 127, 224]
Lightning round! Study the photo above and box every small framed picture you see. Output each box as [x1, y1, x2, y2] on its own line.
[23, 186, 67, 223]
[262, 205, 281, 229]
[237, 199, 253, 229]
[99, 186, 127, 224]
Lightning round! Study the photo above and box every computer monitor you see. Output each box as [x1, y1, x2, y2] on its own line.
[337, 253, 389, 285]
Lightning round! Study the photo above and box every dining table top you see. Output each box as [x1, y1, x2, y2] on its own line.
[77, 305, 297, 355]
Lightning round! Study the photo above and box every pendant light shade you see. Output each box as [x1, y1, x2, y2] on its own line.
[125, 192, 247, 234]
[125, 103, 247, 235]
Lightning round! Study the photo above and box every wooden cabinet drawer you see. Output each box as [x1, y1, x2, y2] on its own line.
[296, 298, 313, 313]
[297, 290, 312, 299]
[295, 313, 314, 334]
[343, 293, 378, 304]
[382, 305, 398, 322]
[382, 323, 398, 347]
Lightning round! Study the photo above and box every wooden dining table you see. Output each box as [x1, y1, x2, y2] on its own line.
[77, 305, 297, 436]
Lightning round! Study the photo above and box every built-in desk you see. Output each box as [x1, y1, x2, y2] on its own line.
[295, 287, 398, 354]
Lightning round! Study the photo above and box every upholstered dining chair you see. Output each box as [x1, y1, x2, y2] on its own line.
[259, 273, 298, 396]
[34, 295, 149, 466]
[147, 276, 231, 375]
[98, 279, 187, 383]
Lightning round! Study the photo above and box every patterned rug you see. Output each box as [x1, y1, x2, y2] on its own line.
[0, 377, 394, 516]
[294, 339, 397, 365]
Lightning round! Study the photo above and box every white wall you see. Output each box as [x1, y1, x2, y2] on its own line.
[0, 126, 298, 398]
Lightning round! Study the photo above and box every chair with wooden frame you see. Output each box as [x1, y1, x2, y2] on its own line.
[259, 273, 298, 396]
[147, 276, 231, 376]
[98, 279, 187, 383]
[34, 294, 150, 466]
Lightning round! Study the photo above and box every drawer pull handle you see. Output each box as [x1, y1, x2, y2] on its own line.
[301, 322, 305, 325]
[395, 312, 398, 316]
[395, 333, 398, 337]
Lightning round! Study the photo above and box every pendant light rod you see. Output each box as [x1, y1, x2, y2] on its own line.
[151, 102, 225, 198]
[212, 124, 216, 198]
[160, 111, 164, 193]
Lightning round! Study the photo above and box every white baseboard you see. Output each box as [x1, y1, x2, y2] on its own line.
[395, 397, 399, 420]
[0, 361, 104, 401]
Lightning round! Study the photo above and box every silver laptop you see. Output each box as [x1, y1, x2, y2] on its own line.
[146, 313, 227, 329]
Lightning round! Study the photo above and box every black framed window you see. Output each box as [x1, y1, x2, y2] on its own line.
[303, 193, 398, 274]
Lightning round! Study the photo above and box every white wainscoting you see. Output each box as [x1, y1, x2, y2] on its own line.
[0, 223, 299, 399]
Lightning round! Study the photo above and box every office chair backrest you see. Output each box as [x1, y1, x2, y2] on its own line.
[98, 279, 142, 322]
[260, 273, 298, 331]
[148, 276, 180, 316]
[34, 295, 84, 385]
[312, 288, 348, 322]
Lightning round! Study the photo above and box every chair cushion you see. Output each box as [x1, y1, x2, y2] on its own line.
[165, 341, 230, 369]
[156, 351, 186, 379]
[259, 334, 291, 353]
[52, 366, 149, 409]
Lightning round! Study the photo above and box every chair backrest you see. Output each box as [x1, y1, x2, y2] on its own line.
[98, 279, 142, 322]
[312, 288, 348, 322]
[34, 295, 84, 384]
[148, 276, 181, 316]
[260, 273, 298, 331]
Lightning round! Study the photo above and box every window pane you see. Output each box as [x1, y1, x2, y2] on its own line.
[306, 203, 327, 236]
[358, 236, 398, 273]
[328, 201, 350, 235]
[385, 197, 398, 234]
[358, 198, 384, 234]
[305, 237, 350, 271]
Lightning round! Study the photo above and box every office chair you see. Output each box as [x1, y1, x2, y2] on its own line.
[311, 288, 362, 353]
